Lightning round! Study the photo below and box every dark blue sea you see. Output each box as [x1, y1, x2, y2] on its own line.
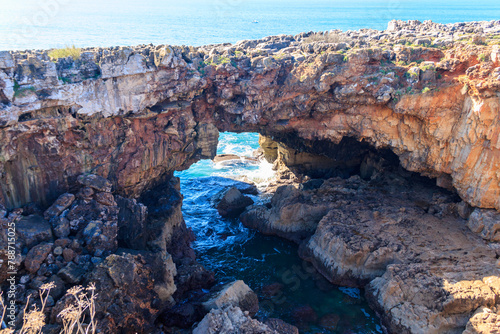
[1, 0, 499, 51]
[176, 133, 382, 333]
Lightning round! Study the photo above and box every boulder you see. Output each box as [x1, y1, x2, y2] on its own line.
[57, 262, 86, 284]
[77, 174, 113, 193]
[17, 215, 53, 249]
[216, 187, 254, 218]
[43, 193, 75, 220]
[202, 280, 259, 316]
[463, 307, 500, 334]
[50, 215, 70, 238]
[468, 209, 500, 242]
[193, 306, 278, 334]
[24, 243, 53, 273]
[94, 192, 116, 206]
[264, 318, 299, 334]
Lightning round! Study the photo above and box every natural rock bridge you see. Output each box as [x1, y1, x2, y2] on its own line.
[1, 20, 499, 213]
[1, 20, 500, 334]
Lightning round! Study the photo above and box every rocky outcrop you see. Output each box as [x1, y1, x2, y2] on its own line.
[193, 306, 280, 334]
[215, 187, 254, 218]
[202, 280, 259, 316]
[2, 174, 213, 333]
[243, 151, 500, 333]
[1, 19, 500, 334]
[1, 20, 500, 212]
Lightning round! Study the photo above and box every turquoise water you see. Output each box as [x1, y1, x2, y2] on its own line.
[1, 0, 499, 50]
[175, 133, 382, 333]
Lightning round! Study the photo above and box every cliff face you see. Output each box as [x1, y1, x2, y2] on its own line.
[1, 20, 500, 211]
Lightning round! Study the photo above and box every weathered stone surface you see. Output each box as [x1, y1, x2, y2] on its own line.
[259, 136, 279, 163]
[24, 243, 53, 273]
[248, 152, 500, 333]
[202, 280, 259, 316]
[468, 209, 500, 242]
[43, 193, 75, 220]
[94, 192, 116, 206]
[241, 184, 329, 242]
[264, 318, 299, 334]
[463, 307, 500, 334]
[50, 215, 70, 238]
[193, 306, 279, 334]
[216, 187, 254, 218]
[57, 262, 86, 284]
[86, 251, 177, 334]
[16, 215, 53, 249]
[1, 21, 500, 212]
[77, 174, 113, 193]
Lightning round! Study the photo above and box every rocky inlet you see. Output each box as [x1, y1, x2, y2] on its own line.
[0, 19, 500, 333]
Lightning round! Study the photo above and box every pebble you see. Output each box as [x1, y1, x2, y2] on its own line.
[53, 246, 63, 256]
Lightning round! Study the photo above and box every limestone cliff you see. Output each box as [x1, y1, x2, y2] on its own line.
[1, 20, 500, 212]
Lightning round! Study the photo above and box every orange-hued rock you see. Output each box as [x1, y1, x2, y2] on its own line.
[0, 20, 499, 212]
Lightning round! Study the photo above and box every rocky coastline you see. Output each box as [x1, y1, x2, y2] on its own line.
[1, 19, 500, 333]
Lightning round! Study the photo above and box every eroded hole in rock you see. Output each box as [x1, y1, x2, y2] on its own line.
[174, 132, 383, 333]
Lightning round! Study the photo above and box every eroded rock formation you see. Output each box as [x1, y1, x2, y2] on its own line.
[242, 147, 500, 333]
[1, 19, 500, 334]
[1, 20, 500, 212]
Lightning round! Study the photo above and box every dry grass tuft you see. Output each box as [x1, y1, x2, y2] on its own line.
[58, 283, 97, 334]
[303, 32, 345, 44]
[0, 283, 97, 334]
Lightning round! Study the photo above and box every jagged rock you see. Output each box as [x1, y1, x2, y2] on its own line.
[249, 160, 500, 333]
[463, 307, 500, 334]
[57, 262, 86, 284]
[468, 208, 500, 242]
[43, 193, 75, 220]
[81, 219, 117, 255]
[264, 319, 299, 334]
[216, 187, 254, 218]
[50, 215, 70, 238]
[193, 306, 279, 334]
[16, 214, 53, 249]
[94, 192, 116, 206]
[1, 21, 500, 213]
[77, 174, 113, 193]
[24, 243, 53, 273]
[202, 280, 259, 316]
[80, 251, 177, 334]
[115, 196, 148, 249]
[241, 184, 329, 242]
[259, 136, 279, 163]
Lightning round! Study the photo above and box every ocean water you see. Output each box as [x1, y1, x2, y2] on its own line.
[1, 0, 499, 51]
[175, 133, 383, 333]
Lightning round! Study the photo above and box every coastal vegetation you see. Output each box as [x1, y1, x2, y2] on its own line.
[48, 45, 81, 61]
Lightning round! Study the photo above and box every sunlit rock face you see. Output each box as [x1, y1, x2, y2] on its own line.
[1, 20, 500, 211]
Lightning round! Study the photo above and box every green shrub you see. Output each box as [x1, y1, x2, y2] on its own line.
[422, 87, 431, 94]
[48, 45, 81, 60]
[14, 86, 36, 98]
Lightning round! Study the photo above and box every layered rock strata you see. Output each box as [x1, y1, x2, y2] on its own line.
[0, 174, 214, 333]
[242, 148, 500, 333]
[1, 19, 500, 334]
[0, 20, 500, 211]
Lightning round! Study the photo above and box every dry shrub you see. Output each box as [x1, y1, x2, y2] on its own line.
[303, 32, 345, 44]
[58, 284, 97, 334]
[0, 283, 97, 334]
